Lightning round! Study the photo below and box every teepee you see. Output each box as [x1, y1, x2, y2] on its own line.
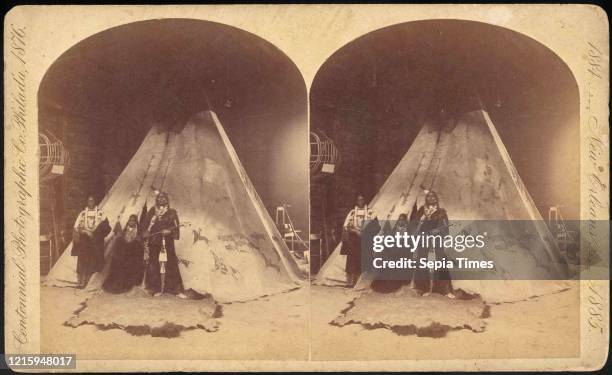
[316, 109, 570, 303]
[46, 111, 303, 302]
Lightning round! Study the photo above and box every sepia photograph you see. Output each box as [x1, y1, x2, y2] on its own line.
[37, 18, 309, 359]
[3, 4, 609, 372]
[309, 19, 582, 360]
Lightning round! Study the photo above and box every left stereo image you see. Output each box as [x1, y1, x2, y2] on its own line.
[38, 19, 310, 359]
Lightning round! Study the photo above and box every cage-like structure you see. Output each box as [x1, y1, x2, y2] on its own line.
[39, 131, 70, 183]
[310, 130, 339, 176]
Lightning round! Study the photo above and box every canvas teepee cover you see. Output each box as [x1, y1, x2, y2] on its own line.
[46, 111, 302, 302]
[316, 109, 569, 303]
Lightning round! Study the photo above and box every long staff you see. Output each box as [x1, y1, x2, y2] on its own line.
[159, 237, 168, 295]
[141, 224, 183, 294]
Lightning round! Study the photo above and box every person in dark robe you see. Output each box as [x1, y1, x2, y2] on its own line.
[410, 191, 455, 298]
[103, 214, 145, 294]
[142, 192, 186, 298]
[371, 213, 412, 293]
[393, 213, 414, 285]
[340, 195, 377, 287]
[72, 196, 111, 289]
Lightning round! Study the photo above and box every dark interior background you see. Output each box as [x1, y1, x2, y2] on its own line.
[310, 20, 580, 271]
[39, 19, 308, 267]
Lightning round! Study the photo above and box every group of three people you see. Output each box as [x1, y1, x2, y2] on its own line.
[341, 191, 454, 298]
[71, 192, 187, 298]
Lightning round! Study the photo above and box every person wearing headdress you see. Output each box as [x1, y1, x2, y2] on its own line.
[103, 214, 145, 294]
[142, 192, 186, 298]
[340, 195, 378, 287]
[410, 191, 455, 298]
[72, 195, 111, 289]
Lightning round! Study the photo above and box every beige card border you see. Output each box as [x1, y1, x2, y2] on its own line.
[4, 4, 609, 371]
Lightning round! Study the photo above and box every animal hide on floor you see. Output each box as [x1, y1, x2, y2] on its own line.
[332, 287, 489, 338]
[65, 288, 221, 337]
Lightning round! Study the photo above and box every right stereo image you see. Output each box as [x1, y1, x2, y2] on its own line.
[308, 19, 582, 361]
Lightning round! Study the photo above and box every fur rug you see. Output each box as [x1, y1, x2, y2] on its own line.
[65, 288, 221, 337]
[332, 287, 489, 337]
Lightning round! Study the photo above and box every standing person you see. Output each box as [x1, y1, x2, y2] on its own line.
[340, 195, 377, 287]
[142, 192, 186, 298]
[411, 191, 455, 298]
[103, 214, 145, 294]
[392, 213, 414, 287]
[72, 196, 111, 289]
[373, 212, 412, 294]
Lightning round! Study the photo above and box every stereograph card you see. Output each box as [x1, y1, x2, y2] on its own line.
[3, 4, 609, 372]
